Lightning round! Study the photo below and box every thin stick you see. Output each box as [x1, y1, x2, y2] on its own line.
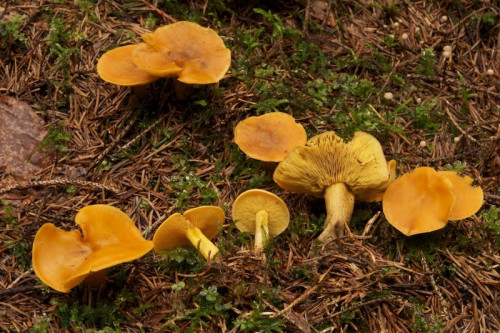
[0, 179, 121, 196]
[270, 285, 318, 318]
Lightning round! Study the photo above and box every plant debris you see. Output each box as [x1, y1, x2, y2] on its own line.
[0, 96, 51, 177]
[0, 0, 498, 332]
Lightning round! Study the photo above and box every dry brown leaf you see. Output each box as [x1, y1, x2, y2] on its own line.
[0, 96, 51, 177]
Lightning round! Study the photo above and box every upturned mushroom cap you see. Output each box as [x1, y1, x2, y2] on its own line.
[131, 21, 231, 84]
[232, 189, 290, 237]
[32, 205, 153, 293]
[97, 45, 158, 86]
[153, 206, 224, 251]
[273, 131, 390, 198]
[382, 167, 456, 236]
[437, 171, 484, 220]
[234, 112, 307, 162]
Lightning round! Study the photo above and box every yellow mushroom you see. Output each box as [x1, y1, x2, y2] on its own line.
[232, 189, 290, 253]
[273, 131, 394, 241]
[153, 206, 224, 262]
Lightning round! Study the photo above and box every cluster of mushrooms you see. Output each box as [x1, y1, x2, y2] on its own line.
[32, 21, 484, 293]
[96, 21, 231, 99]
[33, 194, 289, 293]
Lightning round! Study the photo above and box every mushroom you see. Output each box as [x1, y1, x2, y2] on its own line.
[153, 206, 224, 262]
[273, 131, 393, 241]
[382, 167, 484, 236]
[32, 205, 153, 293]
[234, 112, 307, 162]
[131, 21, 231, 99]
[97, 44, 158, 96]
[232, 189, 290, 253]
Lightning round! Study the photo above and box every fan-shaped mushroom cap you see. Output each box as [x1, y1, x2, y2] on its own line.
[234, 112, 307, 162]
[97, 45, 158, 86]
[383, 167, 456, 236]
[153, 206, 224, 251]
[32, 205, 153, 293]
[273, 131, 390, 198]
[232, 189, 290, 237]
[132, 21, 231, 84]
[437, 171, 484, 220]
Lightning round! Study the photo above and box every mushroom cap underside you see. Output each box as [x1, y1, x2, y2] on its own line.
[357, 159, 397, 202]
[234, 112, 307, 162]
[273, 131, 390, 198]
[232, 189, 290, 236]
[153, 206, 224, 251]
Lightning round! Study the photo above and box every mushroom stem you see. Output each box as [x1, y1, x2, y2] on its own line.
[132, 84, 148, 99]
[84, 269, 107, 290]
[186, 226, 221, 262]
[174, 80, 193, 101]
[318, 183, 355, 241]
[262, 162, 278, 172]
[254, 210, 269, 253]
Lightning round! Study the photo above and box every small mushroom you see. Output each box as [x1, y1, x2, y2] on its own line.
[32, 205, 153, 293]
[234, 112, 307, 162]
[153, 206, 224, 262]
[131, 21, 231, 99]
[97, 44, 158, 88]
[232, 189, 290, 253]
[382, 167, 484, 236]
[273, 131, 393, 241]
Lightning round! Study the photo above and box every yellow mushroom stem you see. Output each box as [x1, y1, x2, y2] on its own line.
[254, 210, 269, 253]
[185, 226, 221, 262]
[317, 183, 355, 242]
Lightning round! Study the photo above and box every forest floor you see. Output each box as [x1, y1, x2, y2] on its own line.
[0, 0, 499, 332]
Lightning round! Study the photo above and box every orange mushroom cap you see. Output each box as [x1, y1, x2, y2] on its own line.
[437, 171, 484, 220]
[32, 205, 153, 293]
[132, 21, 231, 84]
[97, 45, 159, 86]
[382, 167, 456, 236]
[234, 112, 307, 162]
